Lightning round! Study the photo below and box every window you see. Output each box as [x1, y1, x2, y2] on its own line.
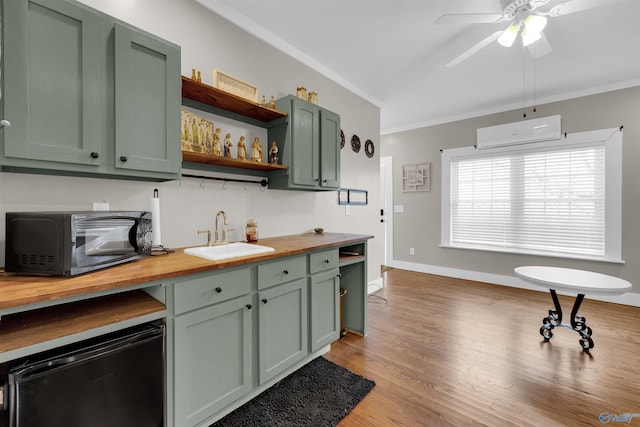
[441, 128, 623, 263]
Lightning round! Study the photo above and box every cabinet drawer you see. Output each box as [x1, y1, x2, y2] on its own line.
[174, 268, 251, 314]
[309, 249, 339, 274]
[257, 255, 306, 289]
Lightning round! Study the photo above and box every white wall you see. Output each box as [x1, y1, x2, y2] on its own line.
[0, 0, 382, 283]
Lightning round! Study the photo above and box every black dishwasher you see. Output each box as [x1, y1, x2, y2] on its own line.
[0, 321, 165, 427]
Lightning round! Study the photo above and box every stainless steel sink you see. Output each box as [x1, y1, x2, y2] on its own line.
[184, 242, 274, 261]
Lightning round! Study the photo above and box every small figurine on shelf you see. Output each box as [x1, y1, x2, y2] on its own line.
[261, 95, 267, 106]
[269, 96, 276, 109]
[269, 141, 279, 164]
[237, 136, 247, 160]
[250, 137, 263, 162]
[191, 68, 197, 80]
[223, 133, 233, 158]
[190, 118, 199, 146]
[212, 128, 222, 157]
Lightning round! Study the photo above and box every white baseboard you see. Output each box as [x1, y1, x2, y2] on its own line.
[368, 278, 383, 295]
[388, 260, 640, 307]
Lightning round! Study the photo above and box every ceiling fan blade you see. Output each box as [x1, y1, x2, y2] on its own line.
[435, 13, 505, 25]
[546, 0, 632, 17]
[527, 32, 553, 58]
[446, 31, 502, 67]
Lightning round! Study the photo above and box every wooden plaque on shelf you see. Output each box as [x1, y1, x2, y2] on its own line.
[213, 69, 258, 103]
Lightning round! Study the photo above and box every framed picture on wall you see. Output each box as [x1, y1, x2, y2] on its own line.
[402, 162, 430, 192]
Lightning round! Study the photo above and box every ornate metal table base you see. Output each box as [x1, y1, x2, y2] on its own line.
[540, 289, 594, 351]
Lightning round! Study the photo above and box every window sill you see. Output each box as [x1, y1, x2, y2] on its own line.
[439, 244, 625, 265]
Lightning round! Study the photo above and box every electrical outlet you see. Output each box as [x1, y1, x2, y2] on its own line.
[92, 202, 109, 211]
[409, 247, 415, 255]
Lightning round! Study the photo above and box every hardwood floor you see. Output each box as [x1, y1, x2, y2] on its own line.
[325, 268, 640, 427]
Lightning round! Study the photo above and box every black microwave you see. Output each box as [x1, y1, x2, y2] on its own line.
[5, 211, 152, 276]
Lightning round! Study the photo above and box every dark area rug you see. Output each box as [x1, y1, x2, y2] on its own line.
[211, 356, 375, 427]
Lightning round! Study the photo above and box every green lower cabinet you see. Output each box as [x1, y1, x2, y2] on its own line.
[258, 278, 308, 384]
[309, 269, 341, 352]
[173, 295, 253, 427]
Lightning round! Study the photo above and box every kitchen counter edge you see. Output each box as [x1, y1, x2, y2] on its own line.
[0, 232, 373, 310]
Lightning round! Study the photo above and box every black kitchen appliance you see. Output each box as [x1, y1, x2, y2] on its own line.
[5, 211, 152, 276]
[0, 321, 165, 427]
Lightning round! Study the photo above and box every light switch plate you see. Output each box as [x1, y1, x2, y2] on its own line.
[92, 202, 109, 211]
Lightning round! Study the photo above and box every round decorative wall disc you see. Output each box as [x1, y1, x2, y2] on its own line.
[351, 134, 361, 153]
[365, 139, 375, 158]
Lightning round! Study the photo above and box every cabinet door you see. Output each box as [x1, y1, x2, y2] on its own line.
[258, 278, 308, 384]
[174, 296, 253, 427]
[310, 269, 340, 352]
[114, 22, 181, 174]
[290, 97, 320, 187]
[319, 109, 341, 189]
[3, 0, 102, 166]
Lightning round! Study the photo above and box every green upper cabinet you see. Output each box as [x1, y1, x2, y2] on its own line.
[1, 0, 181, 181]
[114, 22, 180, 174]
[3, 0, 103, 166]
[319, 108, 341, 188]
[268, 95, 340, 191]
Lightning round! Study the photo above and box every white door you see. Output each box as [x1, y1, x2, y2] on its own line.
[380, 156, 393, 267]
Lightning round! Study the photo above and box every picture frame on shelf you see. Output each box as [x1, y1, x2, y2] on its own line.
[181, 109, 214, 154]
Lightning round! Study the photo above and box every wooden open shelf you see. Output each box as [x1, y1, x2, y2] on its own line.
[339, 253, 365, 267]
[182, 151, 288, 172]
[0, 290, 165, 356]
[182, 76, 287, 123]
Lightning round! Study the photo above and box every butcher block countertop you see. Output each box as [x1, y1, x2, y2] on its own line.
[0, 232, 373, 310]
[0, 232, 372, 360]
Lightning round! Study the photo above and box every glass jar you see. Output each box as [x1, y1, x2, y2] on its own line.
[296, 86, 307, 100]
[246, 219, 258, 242]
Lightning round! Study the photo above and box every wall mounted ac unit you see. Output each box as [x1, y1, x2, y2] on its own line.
[476, 115, 562, 149]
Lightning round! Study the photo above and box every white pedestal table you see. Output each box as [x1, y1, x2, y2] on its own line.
[515, 266, 632, 351]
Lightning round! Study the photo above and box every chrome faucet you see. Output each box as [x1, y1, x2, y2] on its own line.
[214, 210, 229, 245]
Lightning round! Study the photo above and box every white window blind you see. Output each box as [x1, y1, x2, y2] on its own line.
[441, 128, 623, 263]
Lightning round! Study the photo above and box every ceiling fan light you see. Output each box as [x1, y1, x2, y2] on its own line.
[521, 28, 542, 46]
[524, 15, 547, 34]
[497, 25, 519, 47]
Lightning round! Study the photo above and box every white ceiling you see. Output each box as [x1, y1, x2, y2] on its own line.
[196, 0, 640, 134]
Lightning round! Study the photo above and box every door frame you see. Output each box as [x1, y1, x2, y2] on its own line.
[380, 156, 394, 268]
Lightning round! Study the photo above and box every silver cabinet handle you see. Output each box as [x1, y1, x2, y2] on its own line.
[0, 119, 11, 128]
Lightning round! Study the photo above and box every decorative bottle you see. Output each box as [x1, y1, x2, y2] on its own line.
[246, 219, 258, 242]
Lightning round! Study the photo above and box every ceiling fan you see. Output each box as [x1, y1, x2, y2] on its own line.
[436, 0, 623, 67]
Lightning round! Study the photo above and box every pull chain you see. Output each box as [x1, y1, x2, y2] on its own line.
[523, 46, 527, 118]
[532, 55, 537, 113]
